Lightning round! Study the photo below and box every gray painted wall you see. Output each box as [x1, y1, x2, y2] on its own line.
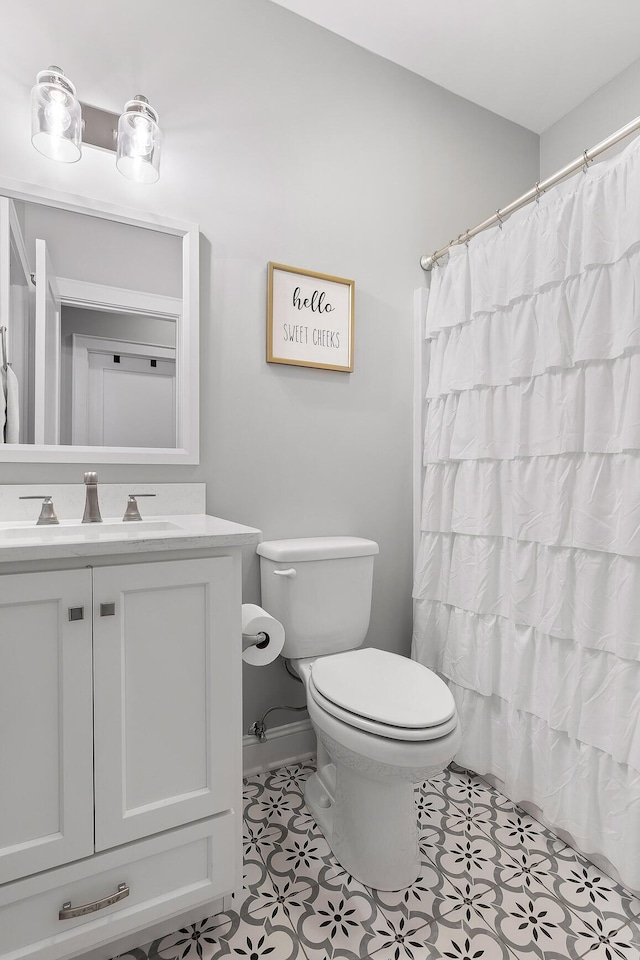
[0, 0, 539, 728]
[60, 307, 176, 350]
[23, 202, 182, 296]
[540, 56, 640, 176]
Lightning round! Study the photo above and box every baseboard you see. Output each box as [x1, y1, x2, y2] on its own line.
[243, 717, 316, 777]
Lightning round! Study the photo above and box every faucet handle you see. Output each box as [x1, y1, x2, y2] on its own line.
[123, 493, 156, 522]
[19, 495, 59, 525]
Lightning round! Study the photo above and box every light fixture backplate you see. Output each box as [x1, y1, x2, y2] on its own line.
[81, 103, 119, 153]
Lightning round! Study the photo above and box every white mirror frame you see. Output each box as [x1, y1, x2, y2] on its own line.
[0, 176, 199, 464]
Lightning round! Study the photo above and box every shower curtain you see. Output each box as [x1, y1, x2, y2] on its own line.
[412, 135, 640, 891]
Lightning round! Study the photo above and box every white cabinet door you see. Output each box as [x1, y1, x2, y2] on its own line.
[93, 557, 240, 850]
[0, 569, 94, 884]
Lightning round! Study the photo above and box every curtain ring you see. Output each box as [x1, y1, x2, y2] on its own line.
[464, 229, 471, 246]
[582, 149, 592, 173]
[535, 181, 542, 203]
[495, 209, 504, 229]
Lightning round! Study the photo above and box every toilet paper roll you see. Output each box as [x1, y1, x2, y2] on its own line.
[241, 603, 285, 666]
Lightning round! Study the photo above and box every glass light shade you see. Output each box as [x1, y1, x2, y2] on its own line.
[31, 66, 82, 163]
[116, 96, 161, 184]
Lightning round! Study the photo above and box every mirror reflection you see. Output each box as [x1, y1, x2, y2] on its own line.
[1, 196, 182, 448]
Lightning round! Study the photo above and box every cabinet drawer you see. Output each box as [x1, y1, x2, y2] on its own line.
[0, 813, 238, 960]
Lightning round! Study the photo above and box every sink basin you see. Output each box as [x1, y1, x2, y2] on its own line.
[0, 519, 181, 541]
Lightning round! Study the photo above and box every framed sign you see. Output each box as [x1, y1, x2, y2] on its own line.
[267, 262, 354, 372]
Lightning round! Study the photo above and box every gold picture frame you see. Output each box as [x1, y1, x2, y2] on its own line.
[267, 262, 355, 372]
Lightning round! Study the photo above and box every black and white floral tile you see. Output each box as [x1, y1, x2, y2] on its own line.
[118, 761, 640, 960]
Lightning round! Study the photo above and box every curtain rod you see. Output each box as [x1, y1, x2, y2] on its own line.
[420, 113, 640, 271]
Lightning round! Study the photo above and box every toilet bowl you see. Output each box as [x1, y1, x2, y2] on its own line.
[257, 536, 461, 891]
[294, 649, 461, 890]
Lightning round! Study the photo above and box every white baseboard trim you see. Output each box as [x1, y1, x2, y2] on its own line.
[243, 717, 316, 777]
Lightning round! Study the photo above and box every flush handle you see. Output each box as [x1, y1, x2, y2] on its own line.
[273, 568, 296, 578]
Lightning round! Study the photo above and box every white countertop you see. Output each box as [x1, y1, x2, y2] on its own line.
[0, 514, 261, 563]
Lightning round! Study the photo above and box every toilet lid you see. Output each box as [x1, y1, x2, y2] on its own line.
[310, 648, 455, 729]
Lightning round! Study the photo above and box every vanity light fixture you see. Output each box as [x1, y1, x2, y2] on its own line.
[116, 96, 162, 184]
[30, 68, 162, 183]
[30, 66, 82, 163]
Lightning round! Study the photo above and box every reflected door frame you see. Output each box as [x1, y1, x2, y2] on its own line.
[70, 334, 176, 447]
[34, 238, 62, 444]
[58, 278, 181, 447]
[0, 198, 33, 443]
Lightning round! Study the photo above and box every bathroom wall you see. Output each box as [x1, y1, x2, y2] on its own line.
[22, 202, 182, 296]
[540, 56, 640, 175]
[0, 0, 539, 728]
[60, 308, 175, 350]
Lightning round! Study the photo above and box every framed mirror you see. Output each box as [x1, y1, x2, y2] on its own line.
[0, 177, 198, 463]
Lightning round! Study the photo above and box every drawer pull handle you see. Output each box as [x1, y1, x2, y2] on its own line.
[68, 607, 84, 622]
[100, 602, 116, 617]
[59, 882, 129, 920]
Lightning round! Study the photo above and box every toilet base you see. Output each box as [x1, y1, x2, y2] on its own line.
[303, 698, 461, 891]
[301, 674, 461, 891]
[305, 759, 421, 891]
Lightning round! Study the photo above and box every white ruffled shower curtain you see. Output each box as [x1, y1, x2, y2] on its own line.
[412, 134, 640, 891]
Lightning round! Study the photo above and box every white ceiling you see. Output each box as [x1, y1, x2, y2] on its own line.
[269, 0, 640, 133]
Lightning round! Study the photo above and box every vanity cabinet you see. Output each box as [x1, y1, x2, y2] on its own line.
[0, 536, 251, 960]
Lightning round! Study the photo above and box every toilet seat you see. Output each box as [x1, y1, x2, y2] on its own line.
[308, 680, 459, 741]
[308, 648, 457, 742]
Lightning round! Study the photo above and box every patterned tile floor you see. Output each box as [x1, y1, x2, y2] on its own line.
[119, 761, 640, 960]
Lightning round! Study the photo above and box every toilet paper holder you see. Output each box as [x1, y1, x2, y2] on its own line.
[241, 603, 285, 666]
[242, 630, 271, 651]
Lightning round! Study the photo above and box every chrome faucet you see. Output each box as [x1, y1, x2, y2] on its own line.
[82, 471, 102, 523]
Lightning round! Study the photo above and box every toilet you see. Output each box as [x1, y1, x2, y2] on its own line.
[257, 536, 461, 891]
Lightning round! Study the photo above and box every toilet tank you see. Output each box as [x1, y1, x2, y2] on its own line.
[257, 537, 379, 659]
